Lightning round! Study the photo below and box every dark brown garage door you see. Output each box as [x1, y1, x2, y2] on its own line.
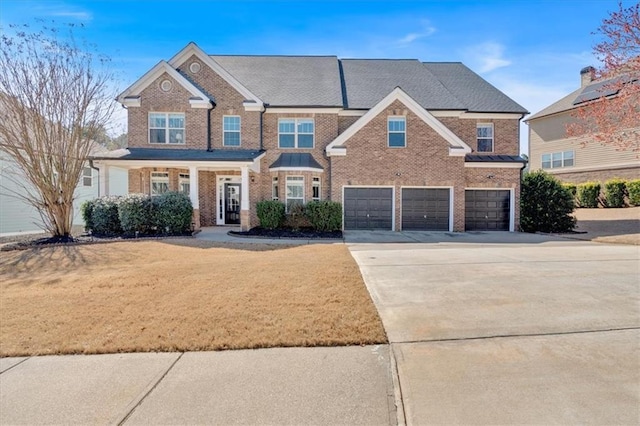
[465, 190, 510, 231]
[402, 188, 450, 231]
[344, 187, 393, 230]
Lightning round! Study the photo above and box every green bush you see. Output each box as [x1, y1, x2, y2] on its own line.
[151, 192, 193, 234]
[576, 182, 601, 208]
[305, 201, 342, 231]
[562, 183, 577, 197]
[256, 200, 285, 229]
[602, 178, 627, 208]
[80, 199, 94, 232]
[628, 179, 640, 206]
[520, 170, 576, 233]
[118, 193, 153, 236]
[285, 202, 310, 230]
[90, 196, 122, 236]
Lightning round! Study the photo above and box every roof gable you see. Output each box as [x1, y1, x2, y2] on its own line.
[326, 87, 472, 157]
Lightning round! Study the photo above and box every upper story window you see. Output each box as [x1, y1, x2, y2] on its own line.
[149, 113, 185, 144]
[82, 167, 93, 187]
[278, 119, 314, 149]
[223, 116, 241, 146]
[542, 151, 574, 169]
[179, 173, 190, 194]
[477, 123, 494, 152]
[151, 172, 169, 196]
[388, 117, 406, 147]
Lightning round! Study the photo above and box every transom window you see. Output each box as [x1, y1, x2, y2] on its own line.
[179, 173, 190, 194]
[312, 177, 321, 201]
[286, 176, 304, 211]
[151, 172, 169, 196]
[82, 167, 92, 187]
[477, 124, 494, 152]
[278, 119, 314, 148]
[149, 113, 185, 144]
[542, 151, 574, 169]
[223, 116, 241, 146]
[388, 117, 406, 147]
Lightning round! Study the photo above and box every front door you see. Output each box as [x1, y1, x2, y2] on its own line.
[224, 183, 241, 225]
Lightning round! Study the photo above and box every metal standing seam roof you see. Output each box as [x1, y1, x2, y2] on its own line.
[91, 148, 264, 162]
[465, 154, 527, 163]
[269, 153, 324, 170]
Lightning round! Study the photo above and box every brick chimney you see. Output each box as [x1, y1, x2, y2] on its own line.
[580, 66, 595, 87]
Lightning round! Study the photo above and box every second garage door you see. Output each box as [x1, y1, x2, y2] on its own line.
[402, 188, 450, 231]
[344, 187, 393, 230]
[465, 190, 511, 231]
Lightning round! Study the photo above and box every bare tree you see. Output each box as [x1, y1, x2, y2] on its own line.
[0, 23, 118, 240]
[566, 2, 640, 152]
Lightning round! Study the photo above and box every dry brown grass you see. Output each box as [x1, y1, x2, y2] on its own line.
[0, 240, 387, 356]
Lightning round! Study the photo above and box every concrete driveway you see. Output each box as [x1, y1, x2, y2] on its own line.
[347, 233, 640, 425]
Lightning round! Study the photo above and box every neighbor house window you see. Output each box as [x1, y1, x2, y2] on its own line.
[388, 117, 406, 147]
[278, 119, 314, 148]
[149, 113, 185, 144]
[477, 123, 494, 152]
[541, 150, 574, 169]
[272, 176, 279, 200]
[223, 115, 241, 146]
[82, 167, 93, 187]
[151, 172, 169, 196]
[286, 176, 304, 211]
[179, 173, 190, 194]
[312, 177, 321, 201]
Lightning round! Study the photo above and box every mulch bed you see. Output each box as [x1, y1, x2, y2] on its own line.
[229, 227, 343, 239]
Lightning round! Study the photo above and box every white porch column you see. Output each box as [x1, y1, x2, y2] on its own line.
[189, 166, 199, 209]
[99, 164, 110, 196]
[240, 166, 249, 211]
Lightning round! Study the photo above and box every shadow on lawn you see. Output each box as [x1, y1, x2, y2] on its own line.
[160, 238, 298, 251]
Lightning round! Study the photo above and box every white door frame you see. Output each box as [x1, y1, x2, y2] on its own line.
[216, 175, 242, 225]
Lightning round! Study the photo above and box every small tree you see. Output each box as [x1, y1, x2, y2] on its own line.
[0, 23, 117, 240]
[520, 171, 576, 233]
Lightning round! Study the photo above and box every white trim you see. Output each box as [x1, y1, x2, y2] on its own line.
[265, 107, 343, 114]
[278, 118, 315, 149]
[117, 61, 212, 109]
[93, 159, 260, 171]
[476, 122, 494, 153]
[188, 166, 199, 210]
[400, 186, 454, 232]
[167, 42, 263, 109]
[216, 175, 242, 225]
[465, 187, 515, 232]
[268, 166, 324, 173]
[326, 87, 472, 157]
[342, 185, 396, 231]
[542, 161, 639, 174]
[387, 116, 406, 148]
[222, 115, 242, 147]
[464, 162, 524, 169]
[338, 110, 367, 116]
[122, 97, 141, 107]
[148, 112, 186, 145]
[285, 175, 305, 212]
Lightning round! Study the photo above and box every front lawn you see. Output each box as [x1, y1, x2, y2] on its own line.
[0, 240, 386, 356]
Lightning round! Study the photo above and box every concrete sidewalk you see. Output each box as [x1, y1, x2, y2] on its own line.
[0, 345, 396, 425]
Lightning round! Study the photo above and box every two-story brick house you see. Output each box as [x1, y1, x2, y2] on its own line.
[92, 42, 527, 232]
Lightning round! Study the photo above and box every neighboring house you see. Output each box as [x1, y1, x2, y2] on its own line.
[527, 67, 639, 183]
[92, 42, 528, 232]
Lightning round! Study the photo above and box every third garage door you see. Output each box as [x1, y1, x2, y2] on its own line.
[344, 187, 393, 230]
[465, 190, 511, 231]
[402, 188, 450, 231]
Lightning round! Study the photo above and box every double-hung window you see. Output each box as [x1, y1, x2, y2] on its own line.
[223, 116, 241, 146]
[82, 167, 93, 187]
[179, 173, 190, 194]
[286, 176, 304, 211]
[278, 119, 314, 148]
[542, 151, 574, 169]
[388, 117, 406, 147]
[477, 124, 494, 152]
[151, 172, 169, 196]
[149, 113, 185, 144]
[312, 177, 321, 201]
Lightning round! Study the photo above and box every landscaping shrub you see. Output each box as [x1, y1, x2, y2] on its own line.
[305, 201, 342, 231]
[90, 196, 122, 236]
[80, 199, 94, 232]
[628, 179, 640, 206]
[602, 178, 627, 208]
[118, 193, 153, 236]
[576, 182, 601, 208]
[151, 192, 193, 234]
[520, 170, 576, 233]
[285, 202, 310, 230]
[256, 200, 285, 229]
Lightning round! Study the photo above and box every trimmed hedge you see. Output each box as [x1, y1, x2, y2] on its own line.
[152, 192, 193, 234]
[256, 200, 285, 229]
[628, 179, 640, 206]
[576, 182, 601, 208]
[305, 201, 342, 231]
[80, 199, 94, 232]
[520, 170, 576, 233]
[118, 193, 153, 236]
[602, 178, 627, 208]
[88, 196, 122, 236]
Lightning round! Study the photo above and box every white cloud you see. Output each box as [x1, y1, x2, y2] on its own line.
[50, 11, 93, 21]
[465, 42, 511, 73]
[396, 20, 436, 46]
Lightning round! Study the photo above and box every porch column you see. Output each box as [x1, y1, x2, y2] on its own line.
[189, 166, 200, 230]
[240, 166, 250, 231]
[99, 164, 110, 196]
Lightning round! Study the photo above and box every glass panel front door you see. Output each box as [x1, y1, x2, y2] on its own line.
[224, 183, 241, 225]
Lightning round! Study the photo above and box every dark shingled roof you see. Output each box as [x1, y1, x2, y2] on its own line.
[465, 154, 527, 163]
[91, 148, 264, 162]
[269, 153, 323, 170]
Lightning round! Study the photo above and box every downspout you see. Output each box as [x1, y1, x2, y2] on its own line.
[206, 101, 214, 152]
[259, 108, 264, 151]
[88, 158, 101, 197]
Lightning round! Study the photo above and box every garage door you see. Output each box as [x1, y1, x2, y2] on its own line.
[344, 187, 393, 230]
[402, 188, 450, 231]
[465, 190, 510, 231]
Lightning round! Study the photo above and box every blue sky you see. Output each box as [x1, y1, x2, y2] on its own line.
[0, 0, 630, 153]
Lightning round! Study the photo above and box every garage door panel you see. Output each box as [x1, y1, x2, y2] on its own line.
[465, 190, 510, 231]
[344, 187, 393, 230]
[402, 188, 450, 231]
